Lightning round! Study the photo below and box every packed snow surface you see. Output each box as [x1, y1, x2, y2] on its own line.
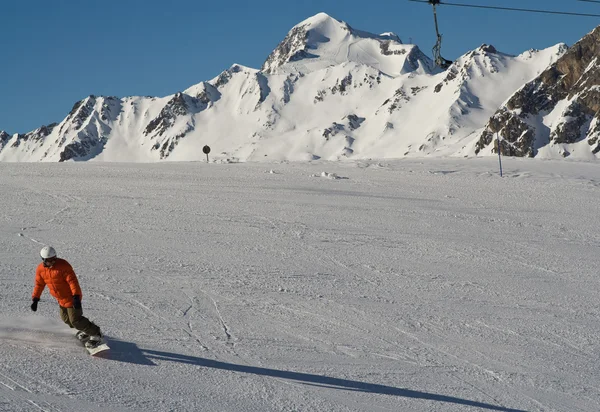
[1, 158, 599, 411]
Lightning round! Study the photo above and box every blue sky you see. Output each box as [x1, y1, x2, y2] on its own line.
[1, 0, 599, 134]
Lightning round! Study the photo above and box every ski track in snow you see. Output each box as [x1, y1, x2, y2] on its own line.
[1, 158, 600, 411]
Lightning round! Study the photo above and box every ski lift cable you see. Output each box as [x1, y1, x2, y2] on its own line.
[409, 0, 600, 69]
[408, 0, 600, 18]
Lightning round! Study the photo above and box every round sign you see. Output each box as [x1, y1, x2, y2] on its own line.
[203, 145, 211, 154]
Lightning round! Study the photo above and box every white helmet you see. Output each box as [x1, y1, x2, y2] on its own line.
[40, 246, 57, 260]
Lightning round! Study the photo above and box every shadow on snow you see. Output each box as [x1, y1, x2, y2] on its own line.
[102, 338, 526, 412]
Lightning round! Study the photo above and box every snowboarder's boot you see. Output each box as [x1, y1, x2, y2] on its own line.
[76, 331, 89, 342]
[85, 335, 102, 349]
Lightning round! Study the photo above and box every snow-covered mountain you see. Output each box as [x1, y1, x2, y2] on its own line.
[261, 13, 434, 77]
[475, 26, 600, 159]
[0, 12, 592, 162]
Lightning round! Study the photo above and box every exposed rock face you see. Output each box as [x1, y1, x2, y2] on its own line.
[60, 134, 103, 162]
[319, 114, 365, 158]
[59, 96, 113, 162]
[187, 82, 220, 104]
[0, 131, 9, 150]
[331, 74, 353, 95]
[475, 108, 536, 157]
[145, 93, 192, 137]
[382, 88, 410, 113]
[262, 25, 314, 74]
[261, 13, 359, 74]
[260, 13, 428, 78]
[10, 123, 58, 150]
[321, 115, 363, 139]
[59, 97, 96, 135]
[345, 114, 365, 130]
[404, 46, 435, 73]
[551, 101, 589, 144]
[281, 73, 301, 103]
[476, 29, 600, 157]
[380, 41, 406, 56]
[255, 73, 271, 106]
[144, 92, 210, 159]
[215, 65, 243, 88]
[435, 45, 499, 94]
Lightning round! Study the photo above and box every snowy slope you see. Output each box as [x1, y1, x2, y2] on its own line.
[0, 12, 591, 162]
[1, 159, 600, 411]
[261, 12, 434, 77]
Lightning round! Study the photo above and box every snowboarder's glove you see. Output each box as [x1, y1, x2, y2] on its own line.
[73, 295, 82, 309]
[30, 298, 39, 312]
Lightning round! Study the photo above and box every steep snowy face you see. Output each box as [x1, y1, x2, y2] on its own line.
[183, 81, 221, 104]
[476, 27, 600, 159]
[142, 92, 206, 159]
[432, 45, 516, 133]
[427, 44, 566, 141]
[0, 95, 123, 162]
[0, 123, 59, 161]
[261, 12, 435, 76]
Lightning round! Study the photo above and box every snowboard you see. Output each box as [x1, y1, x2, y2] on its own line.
[86, 342, 110, 356]
[76, 334, 110, 356]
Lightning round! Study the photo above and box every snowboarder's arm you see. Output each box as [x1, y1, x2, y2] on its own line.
[32, 266, 46, 300]
[64, 265, 83, 298]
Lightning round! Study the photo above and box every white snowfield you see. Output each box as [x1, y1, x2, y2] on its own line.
[1, 158, 599, 411]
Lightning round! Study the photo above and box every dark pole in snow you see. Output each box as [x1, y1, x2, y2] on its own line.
[496, 132, 503, 177]
[203, 145, 211, 163]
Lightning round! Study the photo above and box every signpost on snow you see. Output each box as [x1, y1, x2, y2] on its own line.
[203, 145, 211, 163]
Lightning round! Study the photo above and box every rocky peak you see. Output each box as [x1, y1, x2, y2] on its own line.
[184, 81, 221, 104]
[461, 44, 503, 68]
[261, 12, 408, 75]
[477, 44, 497, 54]
[510, 28, 600, 110]
[144, 92, 195, 137]
[261, 14, 340, 74]
[379, 32, 402, 43]
[213, 65, 246, 88]
[60, 96, 97, 135]
[7, 123, 58, 152]
[404, 45, 435, 74]
[24, 123, 57, 141]
[35, 123, 57, 138]
[0, 130, 10, 150]
[555, 27, 600, 97]
[434, 44, 502, 93]
[476, 26, 600, 157]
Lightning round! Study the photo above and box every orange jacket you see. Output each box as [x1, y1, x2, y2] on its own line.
[32, 258, 82, 308]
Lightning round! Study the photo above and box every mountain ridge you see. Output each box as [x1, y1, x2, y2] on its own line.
[0, 12, 593, 162]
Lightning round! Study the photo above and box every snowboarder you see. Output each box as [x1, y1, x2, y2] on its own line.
[30, 246, 103, 349]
